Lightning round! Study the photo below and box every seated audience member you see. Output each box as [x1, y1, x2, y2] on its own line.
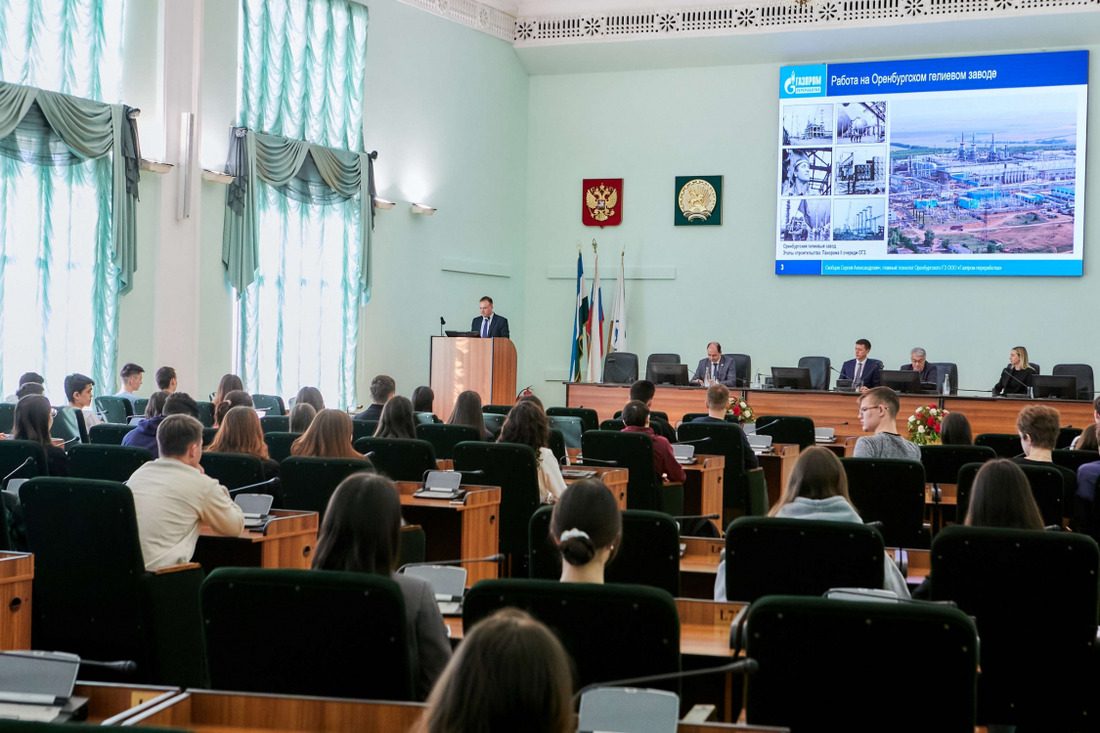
[899, 347, 938, 387]
[312, 473, 450, 700]
[1013, 404, 1076, 489]
[411, 385, 435, 414]
[289, 402, 317, 433]
[155, 366, 178, 392]
[991, 345, 1037, 397]
[374, 396, 418, 440]
[621, 400, 686, 483]
[939, 412, 972, 445]
[1073, 424, 1098, 452]
[294, 386, 325, 412]
[213, 390, 253, 428]
[628, 379, 675, 442]
[207, 405, 280, 479]
[65, 372, 101, 429]
[12, 395, 69, 476]
[121, 390, 171, 455]
[291, 409, 366, 459]
[498, 400, 566, 503]
[853, 386, 920, 460]
[552, 478, 621, 584]
[714, 446, 910, 601]
[355, 375, 395, 421]
[691, 383, 758, 470]
[915, 459, 1043, 599]
[126, 414, 244, 571]
[162, 392, 201, 420]
[15, 383, 44, 400]
[212, 374, 245, 407]
[416, 608, 572, 733]
[447, 390, 491, 441]
[4, 372, 44, 403]
[517, 393, 543, 411]
[115, 363, 145, 407]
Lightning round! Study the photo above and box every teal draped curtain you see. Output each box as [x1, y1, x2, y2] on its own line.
[231, 0, 369, 409]
[0, 0, 126, 400]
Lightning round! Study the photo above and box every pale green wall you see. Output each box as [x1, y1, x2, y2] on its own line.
[522, 47, 1100, 407]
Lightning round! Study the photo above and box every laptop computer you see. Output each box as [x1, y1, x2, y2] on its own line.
[747, 433, 774, 455]
[404, 565, 467, 616]
[815, 427, 835, 443]
[672, 443, 697, 464]
[235, 493, 275, 530]
[0, 651, 87, 723]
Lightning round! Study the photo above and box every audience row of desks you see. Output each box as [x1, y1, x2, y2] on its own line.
[567, 382, 1096, 435]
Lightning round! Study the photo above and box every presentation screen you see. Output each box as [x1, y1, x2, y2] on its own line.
[776, 51, 1087, 276]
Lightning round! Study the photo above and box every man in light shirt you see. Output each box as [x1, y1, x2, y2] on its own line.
[65, 372, 101, 430]
[115, 362, 145, 409]
[127, 414, 244, 571]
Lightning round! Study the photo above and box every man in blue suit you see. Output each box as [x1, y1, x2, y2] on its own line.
[839, 338, 883, 392]
[691, 342, 738, 388]
[472, 296, 509, 338]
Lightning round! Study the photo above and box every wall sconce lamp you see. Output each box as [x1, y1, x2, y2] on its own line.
[373, 197, 396, 210]
[410, 203, 437, 216]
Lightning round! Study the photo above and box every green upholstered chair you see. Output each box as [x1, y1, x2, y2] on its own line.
[677, 421, 768, 517]
[546, 415, 584, 450]
[413, 411, 439, 425]
[0, 440, 48, 479]
[1053, 448, 1100, 474]
[88, 423, 137, 445]
[744, 595, 977, 731]
[1057, 427, 1082, 450]
[201, 427, 218, 446]
[19, 477, 205, 686]
[463, 578, 680, 694]
[528, 505, 680, 596]
[279, 457, 373, 519]
[0, 403, 14, 433]
[93, 396, 132, 424]
[955, 462, 1064, 528]
[199, 452, 266, 490]
[580, 430, 683, 516]
[930, 526, 1099, 728]
[259, 415, 290, 434]
[200, 568, 412, 701]
[50, 406, 87, 445]
[68, 444, 153, 483]
[351, 419, 377, 442]
[753, 415, 816, 449]
[974, 433, 1024, 459]
[483, 404, 513, 415]
[195, 401, 216, 428]
[599, 418, 625, 431]
[547, 429, 566, 463]
[263, 431, 298, 463]
[133, 398, 149, 417]
[399, 524, 426, 566]
[545, 406, 599, 434]
[679, 412, 709, 424]
[919, 444, 996, 486]
[452, 441, 541, 573]
[354, 437, 437, 483]
[724, 516, 885, 602]
[416, 423, 480, 460]
[481, 413, 506, 439]
[251, 394, 285, 416]
[841, 457, 929, 548]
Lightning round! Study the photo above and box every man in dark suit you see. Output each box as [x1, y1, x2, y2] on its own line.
[354, 374, 394, 421]
[472, 296, 509, 338]
[690, 342, 738, 388]
[838, 338, 883, 392]
[899, 347, 938, 387]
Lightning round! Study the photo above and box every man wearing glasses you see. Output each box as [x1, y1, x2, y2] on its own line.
[853, 386, 920, 460]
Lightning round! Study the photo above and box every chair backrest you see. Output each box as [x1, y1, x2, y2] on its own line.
[452, 442, 540, 559]
[0, 403, 14, 433]
[264, 431, 298, 463]
[840, 457, 928, 548]
[548, 429, 566, 463]
[1057, 427, 1082, 449]
[463, 579, 680, 693]
[600, 418, 625, 431]
[603, 352, 639, 384]
[202, 427, 218, 446]
[279, 457, 373, 519]
[930, 526, 1098, 727]
[729, 353, 751, 388]
[677, 421, 753, 515]
[416, 423, 480, 460]
[955, 461, 1064, 528]
[94, 396, 132, 423]
[1030, 361, 1041, 374]
[483, 404, 513, 415]
[133, 398, 149, 417]
[69, 444, 153, 482]
[797, 356, 831, 391]
[260, 415, 290, 434]
[645, 353, 681, 383]
[200, 452, 266, 490]
[974, 433, 1023, 459]
[744, 595, 977, 731]
[919, 444, 996, 485]
[545, 407, 599, 434]
[354, 437, 437, 482]
[932, 362, 958, 394]
[0, 440, 48, 479]
[753, 415, 816, 449]
[547, 415, 584, 450]
[251, 394, 285, 416]
[351, 419, 378, 441]
[724, 516, 885, 602]
[579, 688, 680, 733]
[399, 524, 426, 566]
[196, 401, 216, 428]
[528, 506, 680, 596]
[88, 423, 138, 445]
[413, 411, 438, 425]
[482, 412, 506, 438]
[50, 405, 85, 445]
[1053, 363, 1095, 400]
[201, 568, 413, 700]
[582, 430, 660, 511]
[1053, 448, 1100, 474]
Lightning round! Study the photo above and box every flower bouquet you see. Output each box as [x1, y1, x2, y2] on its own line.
[907, 404, 946, 446]
[727, 395, 755, 424]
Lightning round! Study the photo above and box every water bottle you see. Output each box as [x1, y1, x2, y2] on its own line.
[942, 373, 951, 395]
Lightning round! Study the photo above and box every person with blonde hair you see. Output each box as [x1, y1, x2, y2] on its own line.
[291, 409, 365, 460]
[207, 405, 279, 478]
[992, 346, 1037, 396]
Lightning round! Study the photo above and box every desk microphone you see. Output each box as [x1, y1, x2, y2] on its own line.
[439, 316, 446, 337]
[819, 421, 849, 427]
[572, 657, 759, 705]
[672, 513, 720, 523]
[999, 365, 1031, 393]
[752, 419, 781, 434]
[674, 437, 712, 446]
[398, 553, 504, 574]
[78, 658, 138, 675]
[2, 457, 34, 486]
[229, 478, 280, 497]
[573, 456, 618, 467]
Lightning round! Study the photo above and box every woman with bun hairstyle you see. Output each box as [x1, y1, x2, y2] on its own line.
[550, 478, 622, 584]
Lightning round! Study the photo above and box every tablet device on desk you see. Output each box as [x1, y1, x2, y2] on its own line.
[561, 468, 598, 480]
[235, 493, 274, 530]
[414, 470, 466, 501]
[404, 565, 466, 616]
[747, 434, 773, 455]
[814, 428, 835, 443]
[0, 651, 88, 723]
[672, 443, 697, 464]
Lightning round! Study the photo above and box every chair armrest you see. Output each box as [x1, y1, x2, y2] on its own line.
[153, 562, 201, 575]
[729, 605, 750, 653]
[746, 468, 768, 516]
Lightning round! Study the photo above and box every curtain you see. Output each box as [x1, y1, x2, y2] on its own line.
[0, 0, 126, 400]
[231, 0, 369, 409]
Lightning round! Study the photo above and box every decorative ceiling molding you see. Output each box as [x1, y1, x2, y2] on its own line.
[398, 0, 517, 42]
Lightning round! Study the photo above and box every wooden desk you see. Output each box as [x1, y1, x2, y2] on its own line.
[683, 456, 725, 531]
[564, 464, 629, 509]
[943, 395, 1095, 436]
[567, 382, 709, 424]
[819, 434, 860, 457]
[756, 444, 800, 508]
[681, 536, 724, 599]
[744, 389, 930, 436]
[887, 548, 931, 586]
[196, 510, 319, 571]
[0, 551, 32, 650]
[394, 482, 500, 586]
[74, 680, 179, 724]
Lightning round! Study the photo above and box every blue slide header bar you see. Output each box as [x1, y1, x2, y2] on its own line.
[776, 260, 1083, 277]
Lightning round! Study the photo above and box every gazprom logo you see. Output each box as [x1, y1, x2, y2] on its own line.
[780, 64, 826, 98]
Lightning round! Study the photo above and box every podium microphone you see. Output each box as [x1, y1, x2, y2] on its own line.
[674, 437, 712, 446]
[439, 316, 446, 337]
[229, 478, 280, 497]
[998, 365, 1031, 394]
[572, 657, 759, 705]
[2, 457, 34, 487]
[398, 553, 504, 574]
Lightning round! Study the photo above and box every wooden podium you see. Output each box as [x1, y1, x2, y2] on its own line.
[430, 337, 517, 421]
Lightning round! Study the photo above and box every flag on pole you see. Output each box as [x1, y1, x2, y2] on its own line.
[586, 249, 604, 383]
[607, 251, 627, 354]
[569, 251, 588, 382]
